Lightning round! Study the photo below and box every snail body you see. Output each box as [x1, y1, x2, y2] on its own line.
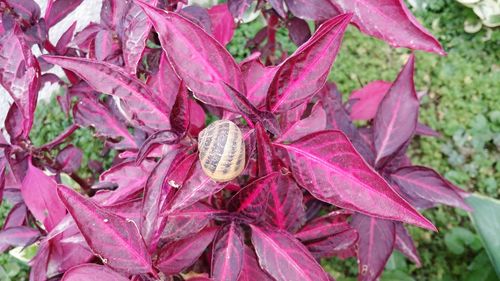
[198, 120, 245, 182]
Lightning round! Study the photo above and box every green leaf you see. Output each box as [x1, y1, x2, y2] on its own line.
[466, 194, 500, 278]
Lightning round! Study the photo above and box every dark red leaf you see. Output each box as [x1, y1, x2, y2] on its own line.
[276, 101, 327, 143]
[238, 246, 273, 281]
[56, 145, 83, 174]
[0, 226, 39, 248]
[5, 0, 40, 22]
[212, 222, 245, 281]
[146, 52, 181, 111]
[284, 0, 338, 20]
[21, 160, 66, 231]
[250, 225, 329, 281]
[267, 13, 351, 112]
[166, 152, 197, 189]
[240, 56, 277, 109]
[5, 103, 25, 142]
[268, 0, 286, 18]
[330, 0, 445, 55]
[415, 123, 441, 138]
[42, 55, 170, 131]
[61, 263, 129, 281]
[57, 184, 153, 274]
[0, 26, 41, 137]
[55, 21, 77, 54]
[391, 166, 471, 211]
[156, 226, 218, 275]
[295, 210, 351, 242]
[287, 18, 311, 46]
[394, 222, 421, 267]
[137, 1, 244, 112]
[170, 81, 191, 136]
[306, 228, 358, 259]
[227, 0, 253, 19]
[351, 214, 395, 281]
[93, 29, 120, 62]
[274, 131, 435, 230]
[373, 54, 419, 168]
[349, 80, 391, 121]
[208, 4, 236, 46]
[44, 0, 84, 28]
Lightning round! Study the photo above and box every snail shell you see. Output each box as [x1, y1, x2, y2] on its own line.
[198, 120, 245, 182]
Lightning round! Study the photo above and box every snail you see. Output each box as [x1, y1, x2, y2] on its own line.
[198, 120, 245, 182]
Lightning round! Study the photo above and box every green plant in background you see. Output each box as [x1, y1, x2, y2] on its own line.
[457, 0, 500, 30]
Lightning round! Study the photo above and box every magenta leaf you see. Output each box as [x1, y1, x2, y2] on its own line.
[0, 26, 41, 137]
[394, 222, 421, 267]
[415, 122, 441, 138]
[227, 0, 253, 19]
[44, 0, 84, 28]
[391, 166, 471, 211]
[268, 0, 286, 18]
[100, 0, 129, 30]
[55, 21, 77, 54]
[162, 203, 224, 242]
[351, 214, 395, 281]
[166, 152, 198, 190]
[147, 52, 181, 111]
[137, 1, 244, 112]
[4, 0, 40, 22]
[61, 264, 129, 281]
[287, 17, 311, 46]
[57, 184, 153, 274]
[276, 101, 327, 143]
[274, 131, 435, 230]
[156, 226, 218, 275]
[330, 0, 445, 55]
[349, 80, 391, 121]
[230, 172, 279, 219]
[21, 160, 66, 231]
[167, 162, 225, 214]
[295, 210, 351, 242]
[240, 57, 277, 109]
[306, 228, 358, 259]
[208, 4, 235, 46]
[212, 222, 245, 281]
[92, 29, 120, 62]
[42, 55, 170, 131]
[0, 226, 39, 248]
[250, 225, 329, 281]
[284, 0, 339, 20]
[238, 246, 274, 281]
[373, 54, 419, 168]
[73, 97, 137, 150]
[267, 13, 351, 112]
[170, 81, 191, 137]
[56, 145, 83, 174]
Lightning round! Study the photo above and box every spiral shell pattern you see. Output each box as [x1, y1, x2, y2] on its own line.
[198, 120, 245, 182]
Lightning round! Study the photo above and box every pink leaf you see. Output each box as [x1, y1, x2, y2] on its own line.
[394, 222, 421, 267]
[351, 214, 395, 281]
[274, 131, 436, 230]
[0, 226, 39, 247]
[146, 52, 181, 112]
[276, 101, 327, 143]
[42, 55, 170, 131]
[250, 225, 329, 281]
[373, 54, 419, 168]
[230, 172, 279, 219]
[208, 4, 235, 46]
[137, 1, 244, 112]
[57, 184, 153, 274]
[56, 145, 83, 174]
[240, 56, 277, 109]
[55, 21, 77, 54]
[295, 210, 351, 242]
[331, 0, 445, 55]
[21, 160, 66, 231]
[287, 17, 311, 46]
[44, 0, 84, 28]
[156, 226, 218, 275]
[267, 13, 351, 112]
[227, 0, 253, 19]
[61, 263, 129, 281]
[0, 26, 41, 137]
[391, 166, 471, 211]
[306, 228, 358, 259]
[237, 246, 274, 281]
[212, 222, 245, 281]
[284, 0, 339, 20]
[349, 80, 391, 121]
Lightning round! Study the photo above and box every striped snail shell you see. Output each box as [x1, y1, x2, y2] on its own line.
[198, 120, 245, 182]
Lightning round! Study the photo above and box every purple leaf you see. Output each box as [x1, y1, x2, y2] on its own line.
[373, 54, 419, 168]
[56, 145, 83, 174]
[265, 175, 306, 233]
[330, 0, 445, 55]
[0, 26, 41, 137]
[295, 210, 351, 242]
[73, 97, 137, 150]
[415, 123, 441, 138]
[349, 80, 391, 121]
[93, 29, 120, 62]
[0, 226, 39, 248]
[5, 103, 25, 143]
[135, 130, 178, 164]
[284, 0, 339, 20]
[180, 6, 213, 33]
[394, 222, 421, 267]
[276, 101, 327, 143]
[146, 52, 181, 111]
[55, 21, 77, 54]
[267, 13, 351, 112]
[238, 246, 274, 281]
[137, 1, 244, 112]
[212, 222, 245, 281]
[227, 0, 253, 19]
[0, 164, 5, 203]
[287, 18, 311, 46]
[42, 55, 170, 131]
[169, 81, 190, 137]
[240, 56, 277, 109]
[5, 0, 40, 21]
[230, 172, 279, 219]
[250, 225, 329, 281]
[306, 228, 358, 259]
[208, 4, 236, 46]
[167, 162, 225, 214]
[44, 0, 84, 27]
[162, 202, 224, 242]
[274, 131, 436, 230]
[140, 152, 176, 252]
[21, 160, 66, 231]
[61, 263, 129, 281]
[121, 0, 157, 74]
[100, 0, 129, 30]
[351, 214, 395, 281]
[268, 0, 286, 18]
[57, 184, 153, 274]
[391, 166, 471, 211]
[156, 226, 218, 274]
[166, 152, 197, 189]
